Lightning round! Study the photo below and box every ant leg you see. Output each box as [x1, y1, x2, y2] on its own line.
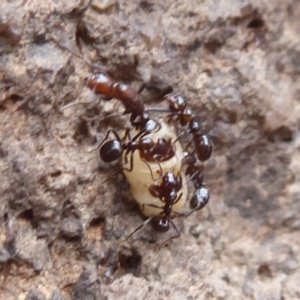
[99, 165, 129, 185]
[121, 150, 134, 172]
[122, 130, 135, 172]
[121, 216, 154, 242]
[174, 193, 183, 205]
[158, 220, 181, 248]
[143, 203, 164, 210]
[173, 131, 186, 144]
[145, 108, 172, 113]
[130, 128, 144, 141]
[184, 138, 193, 150]
[131, 123, 161, 141]
[141, 159, 163, 181]
[137, 83, 146, 94]
[128, 150, 135, 172]
[123, 128, 132, 142]
[122, 129, 131, 166]
[182, 167, 204, 188]
[101, 112, 124, 121]
[88, 129, 121, 152]
[117, 151, 136, 174]
[148, 185, 162, 198]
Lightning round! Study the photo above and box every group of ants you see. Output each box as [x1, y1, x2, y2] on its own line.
[60, 44, 213, 246]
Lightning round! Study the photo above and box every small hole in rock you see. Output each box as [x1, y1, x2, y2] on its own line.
[89, 216, 105, 227]
[247, 18, 265, 28]
[33, 33, 46, 44]
[50, 170, 62, 177]
[257, 263, 272, 278]
[268, 126, 293, 143]
[76, 22, 95, 46]
[140, 1, 154, 11]
[204, 40, 222, 53]
[9, 94, 23, 103]
[73, 119, 90, 142]
[118, 247, 142, 276]
[18, 209, 34, 221]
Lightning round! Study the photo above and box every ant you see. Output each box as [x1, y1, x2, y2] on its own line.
[182, 151, 210, 213]
[124, 162, 185, 246]
[52, 39, 162, 139]
[164, 93, 213, 162]
[85, 74, 164, 140]
[96, 128, 176, 172]
[85, 73, 145, 124]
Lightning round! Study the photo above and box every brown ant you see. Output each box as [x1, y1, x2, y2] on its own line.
[52, 39, 162, 139]
[164, 93, 213, 162]
[121, 149, 209, 246]
[182, 151, 210, 213]
[74, 58, 162, 137]
[85, 73, 145, 124]
[96, 129, 176, 172]
[83, 74, 162, 140]
[147, 171, 183, 234]
[124, 162, 185, 246]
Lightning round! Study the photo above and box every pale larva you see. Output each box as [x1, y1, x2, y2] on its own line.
[122, 119, 188, 217]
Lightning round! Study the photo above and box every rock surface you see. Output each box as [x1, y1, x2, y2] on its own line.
[0, 0, 300, 299]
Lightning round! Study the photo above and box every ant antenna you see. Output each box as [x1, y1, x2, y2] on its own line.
[142, 159, 164, 181]
[60, 101, 93, 111]
[121, 216, 154, 243]
[157, 220, 181, 248]
[49, 36, 108, 73]
[50, 37, 93, 68]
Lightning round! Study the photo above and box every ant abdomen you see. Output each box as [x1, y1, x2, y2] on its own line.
[190, 187, 210, 210]
[194, 133, 213, 162]
[85, 74, 114, 99]
[100, 140, 123, 163]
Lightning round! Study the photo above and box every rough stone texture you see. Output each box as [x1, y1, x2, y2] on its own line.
[0, 0, 300, 299]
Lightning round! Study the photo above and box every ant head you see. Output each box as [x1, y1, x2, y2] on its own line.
[189, 119, 201, 133]
[190, 187, 210, 210]
[151, 215, 169, 232]
[156, 137, 172, 146]
[144, 119, 160, 134]
[183, 151, 197, 165]
[162, 172, 177, 185]
[100, 140, 123, 163]
[84, 74, 97, 89]
[140, 137, 154, 149]
[164, 93, 187, 111]
[84, 73, 113, 94]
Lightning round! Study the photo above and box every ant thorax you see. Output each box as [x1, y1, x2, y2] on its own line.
[122, 119, 188, 217]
